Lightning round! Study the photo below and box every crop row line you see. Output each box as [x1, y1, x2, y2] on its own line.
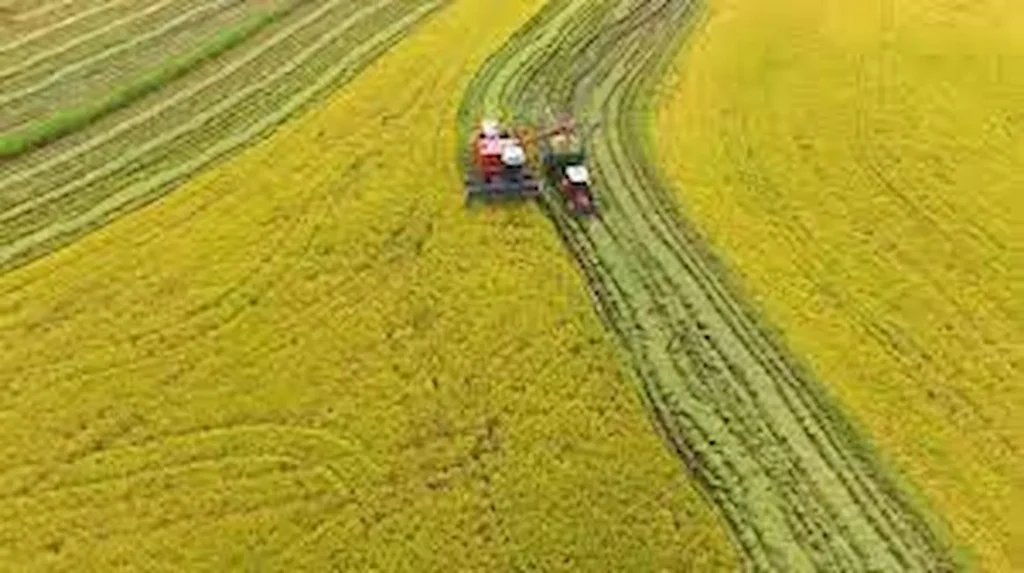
[0, 0, 447, 273]
[0, 0, 229, 110]
[0, 0, 181, 82]
[0, 0, 142, 55]
[456, 0, 955, 570]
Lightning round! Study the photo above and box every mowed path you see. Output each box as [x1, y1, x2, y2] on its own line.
[0, 0, 449, 271]
[459, 0, 954, 570]
[0, 0, 738, 570]
[656, 0, 1022, 570]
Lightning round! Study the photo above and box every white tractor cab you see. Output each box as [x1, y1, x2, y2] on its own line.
[501, 143, 526, 168]
[564, 164, 590, 186]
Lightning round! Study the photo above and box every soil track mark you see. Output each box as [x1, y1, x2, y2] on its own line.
[458, 1, 957, 570]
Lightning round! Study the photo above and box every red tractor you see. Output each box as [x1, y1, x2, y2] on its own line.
[538, 115, 597, 216]
[464, 119, 541, 202]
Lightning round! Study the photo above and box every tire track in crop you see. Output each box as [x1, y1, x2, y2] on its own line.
[458, 1, 955, 571]
[0, 0, 450, 273]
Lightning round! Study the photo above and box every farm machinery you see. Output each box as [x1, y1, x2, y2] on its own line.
[464, 114, 597, 216]
[464, 119, 541, 201]
[537, 115, 597, 215]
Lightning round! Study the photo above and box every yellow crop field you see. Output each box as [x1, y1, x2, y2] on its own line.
[655, 0, 1022, 570]
[0, 0, 739, 570]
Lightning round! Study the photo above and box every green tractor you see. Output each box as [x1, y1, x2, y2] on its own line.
[538, 115, 597, 216]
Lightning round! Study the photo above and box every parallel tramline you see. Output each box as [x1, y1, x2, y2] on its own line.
[2, 1, 106, 25]
[0, 0, 248, 129]
[0, 0, 148, 57]
[0, 0, 183, 82]
[0, 0, 448, 271]
[458, 0, 954, 570]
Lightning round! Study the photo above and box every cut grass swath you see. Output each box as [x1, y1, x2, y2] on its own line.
[0, 8, 285, 158]
[0, 0, 450, 273]
[457, 0, 958, 570]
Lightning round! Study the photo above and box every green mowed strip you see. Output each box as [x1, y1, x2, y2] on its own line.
[0, 0, 252, 131]
[0, 8, 283, 158]
[458, 0, 957, 570]
[0, 0, 448, 273]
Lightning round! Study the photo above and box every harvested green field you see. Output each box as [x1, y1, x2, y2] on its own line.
[459, 0, 956, 570]
[0, 0, 449, 271]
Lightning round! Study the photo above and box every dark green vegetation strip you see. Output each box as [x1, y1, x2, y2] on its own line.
[0, 0, 449, 273]
[457, 1, 957, 571]
[0, 10, 283, 158]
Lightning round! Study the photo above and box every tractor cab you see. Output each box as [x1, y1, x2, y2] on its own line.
[540, 129, 596, 215]
[501, 141, 526, 168]
[561, 164, 594, 213]
[475, 127, 527, 178]
[565, 164, 590, 187]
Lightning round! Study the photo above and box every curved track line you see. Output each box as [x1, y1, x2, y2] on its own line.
[0, 1, 445, 268]
[0, 0, 394, 221]
[457, 1, 955, 571]
[10, 1, 78, 23]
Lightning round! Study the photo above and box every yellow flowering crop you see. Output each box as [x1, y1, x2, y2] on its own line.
[0, 0, 737, 570]
[655, 0, 1023, 570]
